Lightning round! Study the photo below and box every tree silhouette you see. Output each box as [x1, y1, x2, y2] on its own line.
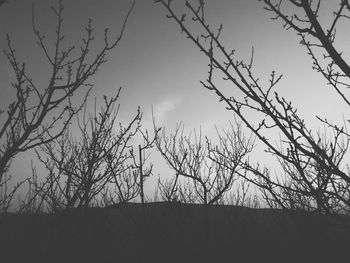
[30, 89, 158, 212]
[155, 121, 254, 204]
[156, 0, 350, 216]
[0, 0, 135, 211]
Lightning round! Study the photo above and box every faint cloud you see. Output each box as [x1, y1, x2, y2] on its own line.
[152, 96, 181, 125]
[115, 96, 182, 146]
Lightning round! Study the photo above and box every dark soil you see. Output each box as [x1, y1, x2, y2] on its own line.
[0, 202, 349, 263]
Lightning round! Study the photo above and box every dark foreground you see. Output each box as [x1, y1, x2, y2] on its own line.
[1, 202, 349, 263]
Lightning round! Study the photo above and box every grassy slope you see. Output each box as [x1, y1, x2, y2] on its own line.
[1, 202, 349, 263]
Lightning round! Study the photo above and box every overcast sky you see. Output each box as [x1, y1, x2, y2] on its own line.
[1, 0, 349, 199]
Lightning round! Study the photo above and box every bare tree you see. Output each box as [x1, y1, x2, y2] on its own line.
[32, 89, 148, 212]
[224, 179, 260, 208]
[32, 88, 160, 212]
[102, 125, 160, 206]
[155, 0, 350, 216]
[155, 122, 254, 205]
[0, 0, 135, 211]
[133, 130, 160, 204]
[16, 162, 47, 214]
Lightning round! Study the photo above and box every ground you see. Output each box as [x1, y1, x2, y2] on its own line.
[0, 202, 349, 263]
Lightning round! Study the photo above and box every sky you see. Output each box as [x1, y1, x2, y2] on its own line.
[1, 0, 349, 202]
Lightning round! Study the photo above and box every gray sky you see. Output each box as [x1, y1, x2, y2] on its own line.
[1, 0, 349, 200]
